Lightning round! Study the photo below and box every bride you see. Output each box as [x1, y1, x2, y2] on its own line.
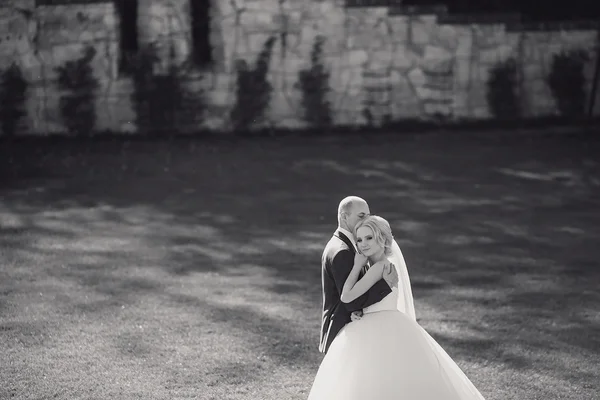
[307, 215, 486, 400]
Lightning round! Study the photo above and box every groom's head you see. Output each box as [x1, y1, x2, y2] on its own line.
[338, 196, 370, 232]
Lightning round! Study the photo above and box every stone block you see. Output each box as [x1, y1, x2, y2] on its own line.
[472, 24, 507, 49]
[346, 32, 373, 50]
[210, 87, 233, 108]
[333, 66, 363, 92]
[390, 89, 424, 119]
[367, 49, 396, 70]
[407, 67, 427, 88]
[423, 44, 453, 64]
[479, 44, 517, 65]
[389, 19, 410, 44]
[241, 9, 278, 33]
[390, 45, 421, 72]
[345, 49, 369, 67]
[435, 25, 459, 50]
[408, 18, 434, 47]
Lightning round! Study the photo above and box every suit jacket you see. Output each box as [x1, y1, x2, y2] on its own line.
[318, 230, 392, 353]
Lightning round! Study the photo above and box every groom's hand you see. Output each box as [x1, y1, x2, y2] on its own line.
[350, 311, 363, 322]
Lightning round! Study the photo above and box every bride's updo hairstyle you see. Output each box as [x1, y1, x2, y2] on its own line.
[354, 215, 394, 256]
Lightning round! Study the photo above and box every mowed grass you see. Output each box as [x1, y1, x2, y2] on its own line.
[0, 131, 599, 400]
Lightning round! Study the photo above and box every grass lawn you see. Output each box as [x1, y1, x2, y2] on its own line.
[0, 131, 599, 400]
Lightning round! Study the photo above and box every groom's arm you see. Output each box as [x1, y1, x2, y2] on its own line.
[331, 250, 392, 313]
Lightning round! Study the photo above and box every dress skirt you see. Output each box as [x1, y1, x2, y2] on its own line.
[307, 310, 485, 400]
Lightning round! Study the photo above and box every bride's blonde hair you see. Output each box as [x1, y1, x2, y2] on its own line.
[354, 215, 394, 256]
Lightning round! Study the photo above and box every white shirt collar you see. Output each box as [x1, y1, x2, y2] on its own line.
[337, 227, 357, 251]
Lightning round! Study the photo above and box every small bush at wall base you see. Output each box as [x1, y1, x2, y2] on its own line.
[0, 64, 28, 136]
[131, 45, 178, 136]
[131, 45, 206, 136]
[547, 49, 589, 117]
[487, 58, 521, 119]
[230, 36, 276, 132]
[297, 35, 332, 129]
[55, 45, 99, 136]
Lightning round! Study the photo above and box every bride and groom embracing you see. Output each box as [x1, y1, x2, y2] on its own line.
[307, 196, 487, 400]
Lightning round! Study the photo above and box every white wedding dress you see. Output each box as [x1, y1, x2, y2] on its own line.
[307, 241, 486, 400]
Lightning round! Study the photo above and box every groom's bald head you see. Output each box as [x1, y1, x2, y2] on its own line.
[338, 196, 366, 215]
[338, 196, 370, 231]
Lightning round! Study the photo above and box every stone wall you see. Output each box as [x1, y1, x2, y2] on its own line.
[218, 1, 599, 126]
[1, 0, 123, 132]
[0, 0, 598, 135]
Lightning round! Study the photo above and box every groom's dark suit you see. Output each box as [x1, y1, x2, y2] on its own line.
[319, 230, 392, 353]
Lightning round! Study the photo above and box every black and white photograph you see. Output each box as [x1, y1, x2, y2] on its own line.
[1, 0, 599, 399]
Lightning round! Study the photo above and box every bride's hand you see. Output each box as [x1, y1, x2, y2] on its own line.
[354, 252, 368, 268]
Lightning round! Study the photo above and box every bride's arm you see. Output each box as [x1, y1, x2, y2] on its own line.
[341, 261, 385, 303]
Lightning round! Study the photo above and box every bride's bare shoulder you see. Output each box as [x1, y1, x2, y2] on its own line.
[372, 260, 395, 274]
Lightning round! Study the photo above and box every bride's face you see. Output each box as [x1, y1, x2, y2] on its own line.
[356, 226, 383, 258]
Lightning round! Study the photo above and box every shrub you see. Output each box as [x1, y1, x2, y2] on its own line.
[0, 63, 28, 136]
[131, 45, 206, 135]
[230, 36, 276, 132]
[547, 49, 589, 117]
[297, 35, 332, 128]
[55, 45, 99, 135]
[486, 57, 521, 119]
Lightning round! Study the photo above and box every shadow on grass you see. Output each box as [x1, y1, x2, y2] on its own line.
[0, 133, 599, 399]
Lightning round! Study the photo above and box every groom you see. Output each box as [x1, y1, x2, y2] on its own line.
[319, 196, 392, 353]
